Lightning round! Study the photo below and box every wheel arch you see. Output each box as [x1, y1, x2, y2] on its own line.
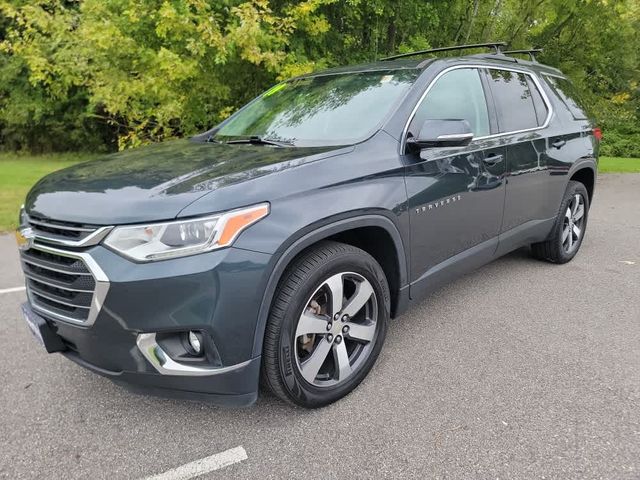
[568, 159, 597, 203]
[251, 214, 409, 358]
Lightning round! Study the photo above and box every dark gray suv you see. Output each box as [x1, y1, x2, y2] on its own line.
[16, 43, 599, 408]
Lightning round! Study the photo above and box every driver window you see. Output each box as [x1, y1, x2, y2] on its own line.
[409, 68, 490, 138]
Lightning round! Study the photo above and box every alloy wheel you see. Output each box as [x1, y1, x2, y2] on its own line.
[294, 272, 378, 387]
[562, 193, 585, 253]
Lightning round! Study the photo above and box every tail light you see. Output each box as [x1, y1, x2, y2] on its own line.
[592, 127, 602, 141]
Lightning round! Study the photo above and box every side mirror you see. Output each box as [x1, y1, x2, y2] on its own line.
[407, 119, 474, 149]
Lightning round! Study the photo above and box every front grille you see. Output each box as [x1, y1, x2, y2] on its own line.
[26, 214, 103, 245]
[20, 246, 97, 323]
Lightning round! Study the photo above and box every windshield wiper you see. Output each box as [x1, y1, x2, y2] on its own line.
[223, 136, 294, 147]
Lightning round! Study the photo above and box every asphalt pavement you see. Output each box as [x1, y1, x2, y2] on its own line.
[0, 174, 638, 479]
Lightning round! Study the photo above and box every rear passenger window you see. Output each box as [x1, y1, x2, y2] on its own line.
[410, 68, 490, 138]
[487, 69, 543, 132]
[544, 75, 588, 120]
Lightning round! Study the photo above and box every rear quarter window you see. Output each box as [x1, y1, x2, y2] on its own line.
[527, 76, 549, 126]
[543, 75, 589, 120]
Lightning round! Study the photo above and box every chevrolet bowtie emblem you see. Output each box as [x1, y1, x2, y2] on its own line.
[15, 227, 35, 251]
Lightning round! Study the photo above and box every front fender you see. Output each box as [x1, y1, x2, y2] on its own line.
[250, 213, 409, 358]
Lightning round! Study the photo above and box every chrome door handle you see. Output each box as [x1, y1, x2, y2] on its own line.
[483, 154, 503, 166]
[552, 140, 566, 149]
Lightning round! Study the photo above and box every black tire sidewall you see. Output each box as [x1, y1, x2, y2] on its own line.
[276, 249, 390, 408]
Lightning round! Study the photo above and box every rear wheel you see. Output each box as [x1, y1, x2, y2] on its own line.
[261, 241, 390, 408]
[532, 180, 589, 263]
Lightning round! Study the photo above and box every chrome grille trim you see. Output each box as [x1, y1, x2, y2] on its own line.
[28, 287, 92, 310]
[21, 257, 93, 276]
[23, 243, 110, 327]
[25, 214, 113, 248]
[23, 272, 94, 293]
[27, 217, 96, 232]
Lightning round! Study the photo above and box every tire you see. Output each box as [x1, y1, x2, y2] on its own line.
[261, 241, 390, 408]
[531, 180, 590, 264]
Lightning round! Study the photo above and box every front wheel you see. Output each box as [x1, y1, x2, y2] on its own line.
[532, 180, 590, 263]
[261, 241, 390, 408]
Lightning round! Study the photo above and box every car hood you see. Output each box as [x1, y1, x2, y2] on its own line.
[25, 139, 346, 225]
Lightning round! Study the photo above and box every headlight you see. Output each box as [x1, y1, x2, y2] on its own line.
[104, 203, 269, 261]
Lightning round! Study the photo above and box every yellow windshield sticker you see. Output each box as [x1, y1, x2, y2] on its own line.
[263, 83, 287, 97]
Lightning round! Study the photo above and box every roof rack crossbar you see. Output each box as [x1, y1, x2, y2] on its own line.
[381, 42, 507, 61]
[502, 49, 543, 62]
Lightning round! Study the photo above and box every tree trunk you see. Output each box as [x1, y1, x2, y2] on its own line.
[465, 0, 480, 43]
[386, 18, 397, 55]
[480, 0, 502, 41]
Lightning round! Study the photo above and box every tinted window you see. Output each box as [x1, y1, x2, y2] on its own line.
[410, 68, 490, 138]
[215, 69, 420, 147]
[544, 75, 588, 120]
[527, 76, 549, 126]
[488, 69, 539, 132]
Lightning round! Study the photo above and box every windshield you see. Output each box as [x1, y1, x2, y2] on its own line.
[213, 69, 420, 147]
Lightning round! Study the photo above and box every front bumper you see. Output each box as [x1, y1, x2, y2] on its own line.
[63, 346, 261, 407]
[20, 243, 273, 406]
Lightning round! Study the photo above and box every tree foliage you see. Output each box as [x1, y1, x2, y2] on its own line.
[1, 0, 639, 155]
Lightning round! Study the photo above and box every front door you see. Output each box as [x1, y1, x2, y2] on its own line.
[403, 67, 506, 295]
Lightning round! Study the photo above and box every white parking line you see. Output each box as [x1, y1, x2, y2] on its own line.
[0, 286, 26, 295]
[143, 446, 248, 480]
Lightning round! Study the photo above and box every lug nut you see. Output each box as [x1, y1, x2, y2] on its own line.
[341, 315, 349, 322]
[326, 322, 333, 331]
[334, 313, 340, 321]
[327, 334, 333, 342]
[335, 335, 342, 344]
[188, 331, 203, 355]
[342, 325, 349, 334]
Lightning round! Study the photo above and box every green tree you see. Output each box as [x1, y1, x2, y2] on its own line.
[1, 0, 639, 155]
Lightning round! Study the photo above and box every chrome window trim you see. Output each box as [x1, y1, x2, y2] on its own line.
[26, 242, 109, 327]
[436, 133, 474, 141]
[137, 333, 253, 376]
[541, 72, 568, 80]
[401, 64, 554, 154]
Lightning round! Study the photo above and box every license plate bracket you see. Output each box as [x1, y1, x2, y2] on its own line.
[21, 303, 67, 353]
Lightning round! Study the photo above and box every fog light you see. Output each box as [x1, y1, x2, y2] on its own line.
[188, 331, 202, 355]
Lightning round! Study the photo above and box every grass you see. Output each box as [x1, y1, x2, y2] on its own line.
[598, 156, 640, 173]
[0, 153, 639, 232]
[0, 152, 97, 232]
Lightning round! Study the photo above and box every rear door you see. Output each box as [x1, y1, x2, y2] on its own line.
[484, 67, 555, 233]
[403, 67, 506, 294]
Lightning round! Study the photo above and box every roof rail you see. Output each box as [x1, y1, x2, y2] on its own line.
[381, 42, 507, 61]
[502, 49, 543, 62]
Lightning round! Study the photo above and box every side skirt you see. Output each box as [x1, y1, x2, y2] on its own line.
[408, 217, 555, 304]
[409, 237, 499, 301]
[494, 217, 555, 258]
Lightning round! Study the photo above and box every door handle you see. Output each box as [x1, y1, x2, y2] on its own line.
[552, 140, 566, 149]
[483, 154, 503, 166]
